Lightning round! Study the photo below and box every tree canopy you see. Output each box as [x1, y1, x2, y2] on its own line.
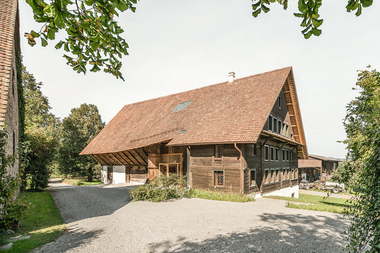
[58, 103, 104, 181]
[343, 67, 380, 252]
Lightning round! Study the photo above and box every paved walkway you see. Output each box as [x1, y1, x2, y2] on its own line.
[33, 181, 350, 253]
[299, 189, 353, 199]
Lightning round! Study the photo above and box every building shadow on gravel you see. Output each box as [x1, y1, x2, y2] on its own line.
[148, 212, 350, 253]
[48, 180, 140, 223]
[33, 226, 104, 253]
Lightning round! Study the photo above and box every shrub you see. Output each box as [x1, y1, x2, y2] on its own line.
[130, 174, 190, 202]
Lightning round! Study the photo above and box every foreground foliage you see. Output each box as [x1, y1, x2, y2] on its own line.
[3, 190, 65, 253]
[130, 175, 190, 202]
[130, 175, 255, 203]
[251, 0, 373, 39]
[342, 67, 380, 252]
[25, 0, 137, 80]
[0, 130, 28, 231]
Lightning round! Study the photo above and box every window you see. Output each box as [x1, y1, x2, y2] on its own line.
[172, 101, 192, 112]
[268, 115, 273, 131]
[286, 150, 290, 161]
[213, 170, 224, 187]
[276, 169, 280, 182]
[285, 124, 289, 137]
[252, 144, 257, 156]
[282, 149, 286, 161]
[215, 145, 223, 159]
[270, 147, 274, 161]
[264, 169, 270, 185]
[270, 169, 275, 183]
[278, 96, 281, 109]
[249, 169, 256, 187]
[273, 118, 277, 133]
[275, 148, 279, 161]
[278, 120, 282, 134]
[264, 145, 269, 161]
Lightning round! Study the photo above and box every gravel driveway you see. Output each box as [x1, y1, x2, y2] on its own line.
[33, 180, 350, 253]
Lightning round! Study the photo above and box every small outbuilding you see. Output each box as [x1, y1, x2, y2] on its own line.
[81, 67, 308, 197]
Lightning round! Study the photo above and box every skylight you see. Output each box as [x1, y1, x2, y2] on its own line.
[172, 101, 192, 112]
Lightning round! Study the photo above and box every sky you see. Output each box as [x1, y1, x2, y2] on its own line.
[18, 0, 380, 159]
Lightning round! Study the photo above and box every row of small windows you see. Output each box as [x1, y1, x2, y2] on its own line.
[268, 115, 291, 138]
[264, 145, 294, 162]
[213, 168, 298, 188]
[263, 168, 298, 185]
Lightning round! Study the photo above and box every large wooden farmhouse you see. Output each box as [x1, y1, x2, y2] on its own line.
[81, 67, 308, 197]
[0, 0, 20, 178]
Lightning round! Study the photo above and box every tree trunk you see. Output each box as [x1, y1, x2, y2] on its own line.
[87, 167, 93, 182]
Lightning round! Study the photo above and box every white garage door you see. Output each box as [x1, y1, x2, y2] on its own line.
[113, 166, 126, 184]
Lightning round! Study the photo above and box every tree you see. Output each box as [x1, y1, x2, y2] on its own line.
[58, 103, 105, 181]
[343, 66, 380, 252]
[22, 65, 60, 190]
[251, 0, 373, 39]
[25, 0, 137, 80]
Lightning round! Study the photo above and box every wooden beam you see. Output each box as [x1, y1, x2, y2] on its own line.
[135, 149, 148, 164]
[123, 151, 141, 165]
[92, 154, 106, 165]
[118, 152, 133, 164]
[130, 149, 147, 165]
[98, 154, 114, 165]
[108, 153, 122, 165]
[113, 152, 129, 165]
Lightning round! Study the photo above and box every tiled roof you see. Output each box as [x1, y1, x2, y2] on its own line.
[309, 154, 342, 162]
[81, 67, 300, 155]
[0, 0, 19, 127]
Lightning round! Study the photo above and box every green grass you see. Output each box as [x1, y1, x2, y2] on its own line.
[3, 190, 65, 253]
[265, 194, 353, 214]
[62, 179, 101, 186]
[189, 189, 255, 202]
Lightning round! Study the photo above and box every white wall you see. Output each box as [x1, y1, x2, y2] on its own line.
[112, 165, 126, 184]
[102, 166, 108, 184]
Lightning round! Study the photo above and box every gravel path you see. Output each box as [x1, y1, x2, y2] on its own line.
[33, 180, 350, 253]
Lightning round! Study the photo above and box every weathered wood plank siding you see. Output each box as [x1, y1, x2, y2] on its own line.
[190, 144, 241, 193]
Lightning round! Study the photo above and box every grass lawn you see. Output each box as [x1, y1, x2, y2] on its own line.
[3, 190, 65, 253]
[189, 189, 255, 202]
[62, 178, 101, 186]
[265, 194, 353, 214]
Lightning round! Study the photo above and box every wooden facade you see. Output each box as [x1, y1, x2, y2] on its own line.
[82, 67, 308, 196]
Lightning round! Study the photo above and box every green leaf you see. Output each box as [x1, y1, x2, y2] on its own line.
[311, 27, 321, 36]
[304, 31, 312, 39]
[41, 38, 48, 47]
[312, 18, 323, 28]
[262, 4, 270, 13]
[252, 9, 261, 18]
[31, 30, 40, 38]
[252, 1, 261, 10]
[361, 0, 373, 8]
[294, 13, 304, 18]
[55, 41, 64, 49]
[298, 0, 308, 13]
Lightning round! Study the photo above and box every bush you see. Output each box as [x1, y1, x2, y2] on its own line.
[130, 174, 190, 202]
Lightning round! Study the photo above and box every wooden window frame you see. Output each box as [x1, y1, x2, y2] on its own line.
[278, 120, 282, 135]
[268, 115, 273, 131]
[249, 169, 257, 188]
[213, 170, 225, 188]
[264, 169, 270, 185]
[270, 169, 275, 183]
[270, 147, 274, 161]
[273, 118, 278, 133]
[215, 145, 223, 160]
[264, 145, 269, 161]
[275, 148, 279, 161]
[286, 150, 290, 161]
[276, 168, 280, 182]
[282, 149, 286, 161]
[252, 144, 257, 156]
